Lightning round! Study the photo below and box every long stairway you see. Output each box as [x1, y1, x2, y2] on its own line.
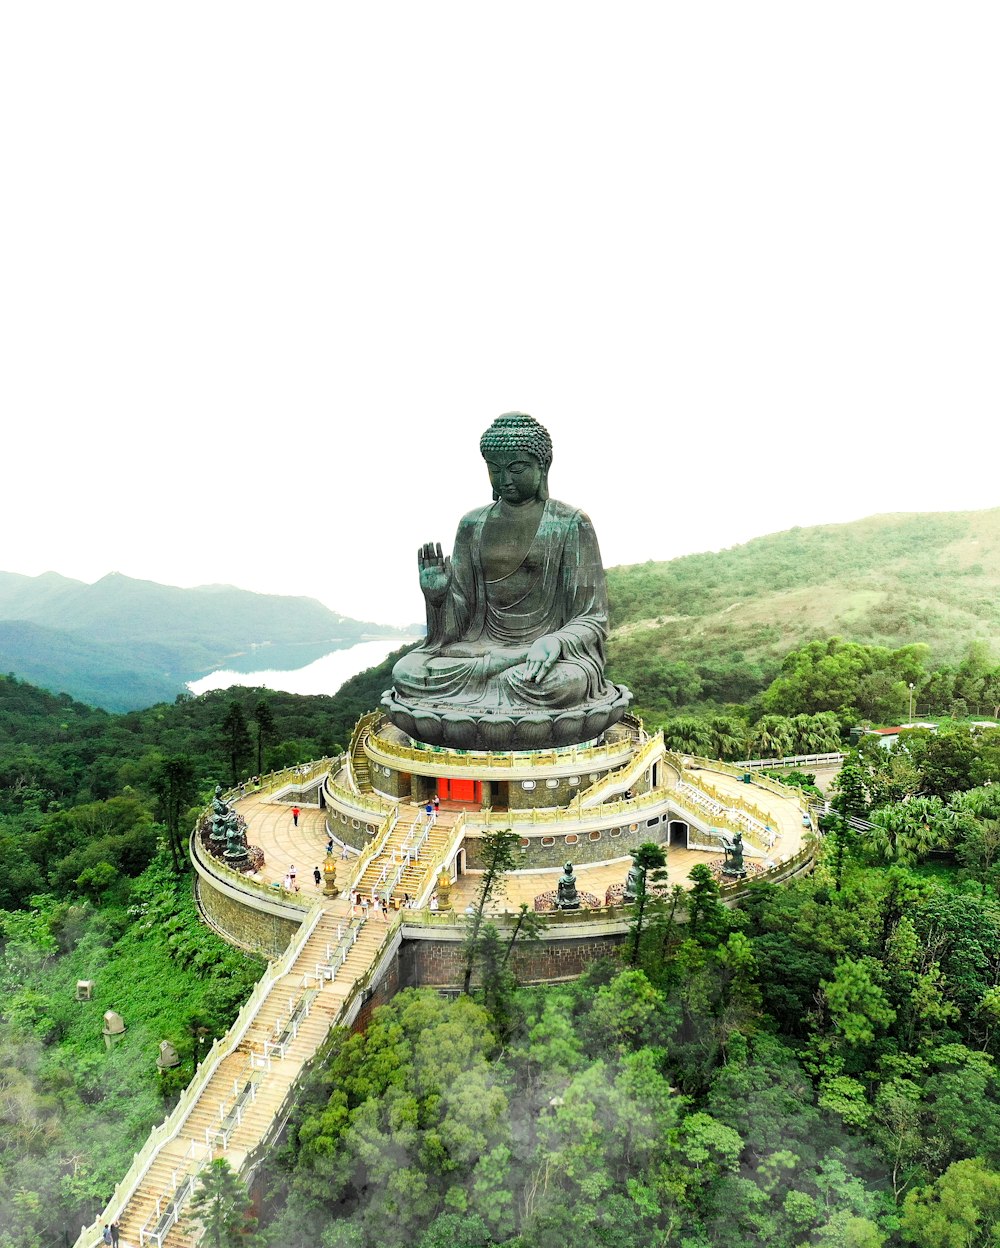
[91, 898, 397, 1248]
[353, 806, 456, 904]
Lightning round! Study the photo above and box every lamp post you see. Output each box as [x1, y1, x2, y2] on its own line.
[908, 683, 915, 721]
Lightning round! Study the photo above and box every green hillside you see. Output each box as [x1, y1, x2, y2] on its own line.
[606, 508, 1000, 716]
[0, 571, 412, 711]
[0, 619, 189, 710]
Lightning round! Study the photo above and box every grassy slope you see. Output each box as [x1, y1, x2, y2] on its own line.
[605, 508, 1000, 712]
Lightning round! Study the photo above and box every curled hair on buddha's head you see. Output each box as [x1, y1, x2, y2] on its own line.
[480, 412, 553, 500]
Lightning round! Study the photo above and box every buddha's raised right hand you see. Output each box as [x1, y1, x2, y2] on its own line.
[418, 542, 451, 605]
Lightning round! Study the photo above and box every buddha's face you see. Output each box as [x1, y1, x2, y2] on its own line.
[485, 450, 545, 504]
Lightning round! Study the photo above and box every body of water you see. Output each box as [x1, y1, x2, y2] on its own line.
[186, 636, 418, 697]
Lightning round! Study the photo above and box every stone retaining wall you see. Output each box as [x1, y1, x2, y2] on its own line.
[195, 872, 304, 959]
[398, 927, 629, 989]
[463, 814, 676, 870]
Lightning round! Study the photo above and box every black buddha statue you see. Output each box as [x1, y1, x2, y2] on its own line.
[382, 413, 631, 750]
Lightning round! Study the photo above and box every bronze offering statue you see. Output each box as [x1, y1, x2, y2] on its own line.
[722, 830, 747, 878]
[210, 785, 230, 843]
[556, 861, 580, 910]
[382, 413, 631, 750]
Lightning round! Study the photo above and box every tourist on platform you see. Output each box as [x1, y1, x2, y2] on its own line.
[429, 893, 439, 912]
[288, 864, 299, 891]
[313, 865, 321, 887]
[381, 898, 389, 921]
[425, 800, 434, 823]
[432, 794, 440, 816]
[292, 806, 301, 827]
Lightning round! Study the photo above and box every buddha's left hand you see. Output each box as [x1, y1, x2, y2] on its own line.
[524, 635, 561, 683]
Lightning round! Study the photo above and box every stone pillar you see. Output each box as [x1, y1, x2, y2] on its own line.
[412, 775, 436, 804]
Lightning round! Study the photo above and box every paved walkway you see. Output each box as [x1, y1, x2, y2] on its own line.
[234, 795, 338, 897]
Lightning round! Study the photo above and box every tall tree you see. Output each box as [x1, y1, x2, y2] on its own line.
[707, 716, 749, 761]
[749, 715, 795, 759]
[187, 1158, 257, 1248]
[462, 827, 519, 994]
[151, 755, 197, 874]
[628, 841, 667, 966]
[820, 811, 855, 893]
[251, 698, 275, 777]
[220, 701, 253, 787]
[661, 717, 713, 755]
[831, 758, 870, 822]
[686, 862, 728, 946]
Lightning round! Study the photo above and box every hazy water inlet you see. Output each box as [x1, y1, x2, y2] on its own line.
[186, 637, 417, 697]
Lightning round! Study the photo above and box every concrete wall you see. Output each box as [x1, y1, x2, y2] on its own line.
[351, 945, 405, 1031]
[506, 768, 612, 810]
[370, 764, 412, 801]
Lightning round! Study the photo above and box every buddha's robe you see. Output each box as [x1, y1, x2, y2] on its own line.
[391, 499, 614, 713]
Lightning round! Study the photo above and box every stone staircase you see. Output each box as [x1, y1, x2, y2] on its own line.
[348, 712, 379, 794]
[673, 780, 766, 854]
[354, 807, 456, 904]
[97, 903, 394, 1248]
[574, 732, 664, 809]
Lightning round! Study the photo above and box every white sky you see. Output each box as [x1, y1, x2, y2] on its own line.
[1, 4, 997, 628]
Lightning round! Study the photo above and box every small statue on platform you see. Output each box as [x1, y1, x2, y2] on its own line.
[382, 413, 631, 751]
[722, 830, 746, 878]
[223, 810, 248, 862]
[210, 785, 230, 843]
[557, 861, 580, 910]
[623, 854, 642, 903]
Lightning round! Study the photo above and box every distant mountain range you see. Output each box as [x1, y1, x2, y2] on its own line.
[0, 571, 416, 712]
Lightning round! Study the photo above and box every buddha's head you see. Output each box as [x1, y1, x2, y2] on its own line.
[480, 412, 552, 503]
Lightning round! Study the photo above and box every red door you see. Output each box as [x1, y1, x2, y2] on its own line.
[441, 777, 481, 804]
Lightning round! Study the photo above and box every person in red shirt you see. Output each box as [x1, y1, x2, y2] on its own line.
[292, 806, 301, 826]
